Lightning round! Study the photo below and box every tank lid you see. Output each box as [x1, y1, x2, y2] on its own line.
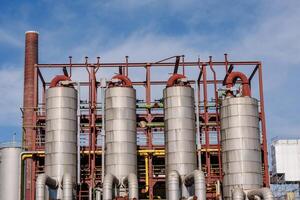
[0, 141, 22, 149]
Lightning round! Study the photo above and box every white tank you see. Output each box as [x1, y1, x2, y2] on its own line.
[0, 145, 22, 200]
[221, 97, 263, 199]
[163, 85, 197, 198]
[46, 86, 77, 199]
[105, 86, 137, 181]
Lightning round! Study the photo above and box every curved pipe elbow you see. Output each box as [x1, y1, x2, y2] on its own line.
[62, 173, 73, 200]
[123, 173, 139, 200]
[36, 174, 58, 200]
[49, 75, 71, 88]
[247, 188, 274, 200]
[103, 173, 120, 200]
[232, 187, 246, 200]
[111, 74, 133, 87]
[225, 71, 251, 97]
[166, 74, 186, 87]
[167, 170, 181, 200]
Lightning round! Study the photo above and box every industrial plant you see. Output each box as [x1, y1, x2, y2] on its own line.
[0, 31, 278, 200]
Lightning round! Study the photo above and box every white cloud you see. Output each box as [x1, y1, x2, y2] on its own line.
[225, 1, 300, 138]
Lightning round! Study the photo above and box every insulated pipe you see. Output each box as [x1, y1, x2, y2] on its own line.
[167, 170, 181, 200]
[247, 188, 274, 200]
[225, 71, 251, 97]
[63, 173, 73, 200]
[36, 174, 58, 200]
[184, 170, 206, 200]
[103, 173, 120, 200]
[232, 188, 246, 200]
[95, 188, 101, 200]
[123, 173, 139, 199]
[194, 80, 202, 169]
[49, 75, 71, 88]
[76, 82, 81, 185]
[100, 78, 107, 185]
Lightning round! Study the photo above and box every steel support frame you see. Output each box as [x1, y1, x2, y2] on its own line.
[23, 55, 270, 200]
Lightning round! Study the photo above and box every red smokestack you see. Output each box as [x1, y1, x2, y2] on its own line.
[23, 30, 38, 200]
[23, 31, 38, 149]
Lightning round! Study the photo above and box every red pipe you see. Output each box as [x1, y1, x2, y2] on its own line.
[166, 74, 186, 87]
[49, 75, 71, 88]
[111, 74, 133, 87]
[225, 72, 251, 97]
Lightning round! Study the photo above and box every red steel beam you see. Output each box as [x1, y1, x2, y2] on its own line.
[35, 61, 261, 68]
[258, 63, 270, 186]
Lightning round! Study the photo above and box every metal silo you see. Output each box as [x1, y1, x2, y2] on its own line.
[221, 72, 273, 200]
[221, 96, 262, 199]
[36, 75, 77, 200]
[103, 74, 138, 200]
[164, 74, 205, 200]
[0, 145, 22, 200]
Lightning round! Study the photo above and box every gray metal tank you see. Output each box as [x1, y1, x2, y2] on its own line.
[221, 97, 262, 200]
[0, 146, 22, 200]
[163, 85, 197, 196]
[105, 86, 137, 181]
[46, 86, 77, 199]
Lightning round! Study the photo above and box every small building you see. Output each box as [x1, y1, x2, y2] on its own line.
[271, 139, 300, 183]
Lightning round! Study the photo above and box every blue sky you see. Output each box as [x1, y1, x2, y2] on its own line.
[0, 0, 299, 144]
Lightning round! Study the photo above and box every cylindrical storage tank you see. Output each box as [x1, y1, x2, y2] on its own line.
[46, 86, 77, 199]
[163, 85, 197, 197]
[221, 97, 262, 200]
[105, 86, 137, 181]
[0, 146, 22, 200]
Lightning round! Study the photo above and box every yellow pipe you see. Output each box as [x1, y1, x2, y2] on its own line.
[138, 149, 165, 154]
[19, 149, 221, 157]
[144, 156, 149, 193]
[21, 151, 45, 160]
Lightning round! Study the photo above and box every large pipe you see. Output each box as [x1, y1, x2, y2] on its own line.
[36, 174, 58, 200]
[184, 170, 206, 200]
[167, 171, 181, 200]
[63, 173, 73, 200]
[95, 188, 101, 200]
[232, 188, 246, 200]
[123, 173, 139, 199]
[247, 188, 274, 200]
[103, 173, 120, 200]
